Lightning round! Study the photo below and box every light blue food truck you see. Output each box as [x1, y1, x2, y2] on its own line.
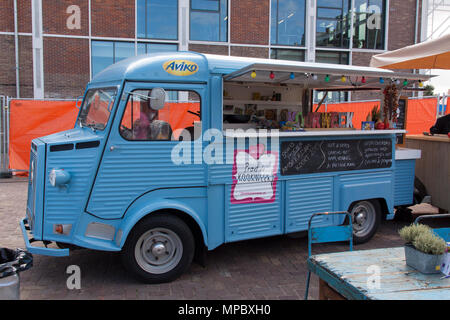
[21, 52, 428, 283]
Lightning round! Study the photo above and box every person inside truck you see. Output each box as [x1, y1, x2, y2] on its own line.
[132, 98, 158, 140]
[131, 95, 172, 141]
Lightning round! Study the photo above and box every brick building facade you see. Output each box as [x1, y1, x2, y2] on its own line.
[0, 0, 424, 100]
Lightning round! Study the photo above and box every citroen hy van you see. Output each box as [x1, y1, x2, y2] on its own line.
[21, 52, 425, 283]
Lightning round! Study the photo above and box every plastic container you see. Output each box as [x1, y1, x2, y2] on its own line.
[0, 274, 19, 300]
[0, 248, 33, 300]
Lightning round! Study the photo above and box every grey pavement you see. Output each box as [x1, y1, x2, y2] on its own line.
[0, 178, 421, 300]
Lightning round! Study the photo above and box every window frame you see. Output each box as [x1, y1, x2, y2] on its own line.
[137, 0, 179, 40]
[91, 40, 135, 77]
[118, 88, 202, 142]
[78, 86, 118, 131]
[352, 0, 386, 50]
[189, 0, 228, 42]
[270, 0, 307, 47]
[270, 48, 306, 62]
[316, 0, 351, 49]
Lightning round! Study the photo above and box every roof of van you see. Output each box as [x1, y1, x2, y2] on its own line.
[90, 51, 432, 89]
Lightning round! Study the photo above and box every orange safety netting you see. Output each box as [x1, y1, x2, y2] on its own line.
[314, 101, 380, 130]
[8, 98, 439, 173]
[9, 100, 79, 173]
[121, 101, 200, 135]
[407, 98, 439, 134]
[314, 98, 438, 134]
[9, 100, 200, 173]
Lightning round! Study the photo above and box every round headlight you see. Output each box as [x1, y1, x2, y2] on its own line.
[49, 169, 71, 187]
[49, 169, 56, 186]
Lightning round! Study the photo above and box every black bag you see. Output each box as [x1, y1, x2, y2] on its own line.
[0, 248, 33, 278]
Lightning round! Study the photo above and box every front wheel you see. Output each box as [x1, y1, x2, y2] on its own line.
[349, 200, 381, 244]
[121, 214, 195, 283]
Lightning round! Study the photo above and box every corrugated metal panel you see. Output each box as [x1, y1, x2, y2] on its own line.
[209, 164, 233, 184]
[286, 177, 333, 233]
[394, 160, 415, 206]
[226, 182, 282, 241]
[44, 151, 97, 223]
[88, 142, 206, 219]
[339, 170, 392, 183]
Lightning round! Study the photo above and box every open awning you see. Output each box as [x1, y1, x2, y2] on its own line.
[223, 59, 433, 91]
[370, 34, 450, 70]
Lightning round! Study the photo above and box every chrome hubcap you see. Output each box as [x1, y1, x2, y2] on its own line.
[351, 201, 376, 237]
[135, 228, 183, 274]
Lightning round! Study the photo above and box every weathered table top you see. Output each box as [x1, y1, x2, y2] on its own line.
[307, 247, 450, 300]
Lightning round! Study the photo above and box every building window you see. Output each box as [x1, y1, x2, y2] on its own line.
[137, 0, 178, 40]
[314, 50, 349, 103]
[353, 0, 386, 50]
[270, 48, 305, 61]
[271, 0, 306, 46]
[137, 43, 178, 55]
[91, 41, 135, 77]
[315, 50, 349, 64]
[190, 0, 228, 42]
[316, 0, 351, 48]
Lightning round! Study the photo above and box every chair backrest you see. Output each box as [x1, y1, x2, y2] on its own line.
[308, 211, 353, 257]
[414, 214, 450, 242]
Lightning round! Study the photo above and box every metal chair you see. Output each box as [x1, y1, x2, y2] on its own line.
[414, 214, 450, 242]
[304, 211, 353, 300]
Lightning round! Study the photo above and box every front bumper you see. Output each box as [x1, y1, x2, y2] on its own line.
[20, 218, 69, 257]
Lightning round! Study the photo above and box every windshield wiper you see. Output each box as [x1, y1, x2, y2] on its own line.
[83, 122, 105, 132]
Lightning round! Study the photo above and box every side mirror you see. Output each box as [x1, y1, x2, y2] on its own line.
[150, 88, 166, 110]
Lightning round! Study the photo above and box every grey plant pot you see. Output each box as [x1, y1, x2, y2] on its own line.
[404, 244, 444, 274]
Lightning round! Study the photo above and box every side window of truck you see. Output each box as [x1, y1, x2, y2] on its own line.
[119, 89, 201, 141]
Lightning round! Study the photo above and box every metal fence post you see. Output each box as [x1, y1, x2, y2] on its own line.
[0, 96, 12, 178]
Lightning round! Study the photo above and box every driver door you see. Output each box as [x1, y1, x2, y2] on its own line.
[86, 82, 207, 220]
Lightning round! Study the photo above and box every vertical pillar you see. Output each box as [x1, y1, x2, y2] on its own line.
[305, 0, 316, 62]
[32, 0, 44, 99]
[179, 0, 189, 51]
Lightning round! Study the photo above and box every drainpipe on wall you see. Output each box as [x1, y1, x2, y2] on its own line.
[13, 0, 20, 98]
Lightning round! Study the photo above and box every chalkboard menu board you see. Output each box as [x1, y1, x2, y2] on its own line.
[281, 138, 393, 175]
[395, 97, 408, 145]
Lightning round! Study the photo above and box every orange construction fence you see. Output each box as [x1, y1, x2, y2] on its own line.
[315, 97, 438, 134]
[8, 97, 440, 173]
[9, 100, 79, 172]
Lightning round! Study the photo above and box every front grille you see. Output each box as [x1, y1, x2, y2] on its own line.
[26, 146, 37, 231]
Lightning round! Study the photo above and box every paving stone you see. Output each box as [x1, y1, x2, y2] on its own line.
[0, 178, 434, 300]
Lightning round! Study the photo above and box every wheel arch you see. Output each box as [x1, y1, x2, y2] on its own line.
[348, 198, 387, 216]
[117, 199, 208, 250]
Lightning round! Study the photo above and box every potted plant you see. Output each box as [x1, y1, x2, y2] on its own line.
[398, 223, 447, 274]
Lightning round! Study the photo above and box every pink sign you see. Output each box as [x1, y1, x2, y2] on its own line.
[231, 144, 278, 204]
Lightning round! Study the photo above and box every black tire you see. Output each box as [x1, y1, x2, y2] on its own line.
[348, 200, 381, 244]
[121, 214, 195, 283]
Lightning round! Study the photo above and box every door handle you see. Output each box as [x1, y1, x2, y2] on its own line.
[110, 145, 118, 151]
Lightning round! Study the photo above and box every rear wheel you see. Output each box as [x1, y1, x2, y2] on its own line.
[121, 214, 195, 283]
[349, 200, 381, 244]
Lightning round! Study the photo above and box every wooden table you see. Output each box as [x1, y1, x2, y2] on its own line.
[405, 134, 450, 212]
[307, 247, 450, 300]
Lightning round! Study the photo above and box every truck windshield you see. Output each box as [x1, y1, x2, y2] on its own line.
[78, 87, 117, 131]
